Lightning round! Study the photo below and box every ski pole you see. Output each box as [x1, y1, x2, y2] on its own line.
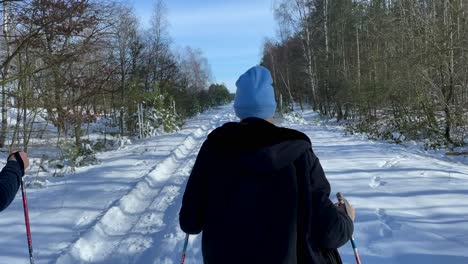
[180, 233, 189, 264]
[336, 192, 361, 264]
[12, 151, 35, 264]
[20, 177, 35, 264]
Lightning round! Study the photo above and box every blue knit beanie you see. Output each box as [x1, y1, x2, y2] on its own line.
[234, 66, 276, 119]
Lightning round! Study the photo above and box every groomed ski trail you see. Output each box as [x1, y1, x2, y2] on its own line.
[55, 107, 235, 263]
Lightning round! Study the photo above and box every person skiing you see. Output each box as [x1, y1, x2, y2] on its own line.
[0, 151, 29, 212]
[179, 66, 355, 263]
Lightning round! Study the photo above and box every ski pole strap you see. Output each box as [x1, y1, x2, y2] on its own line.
[8, 152, 25, 177]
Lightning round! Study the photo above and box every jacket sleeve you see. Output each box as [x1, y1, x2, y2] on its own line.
[179, 140, 210, 234]
[298, 149, 354, 249]
[0, 161, 22, 212]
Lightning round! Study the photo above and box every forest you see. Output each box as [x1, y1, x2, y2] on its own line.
[0, 0, 232, 156]
[263, 0, 468, 149]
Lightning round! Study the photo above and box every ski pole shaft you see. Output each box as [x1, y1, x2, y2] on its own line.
[180, 233, 189, 264]
[337, 192, 361, 264]
[21, 178, 35, 264]
[350, 236, 361, 264]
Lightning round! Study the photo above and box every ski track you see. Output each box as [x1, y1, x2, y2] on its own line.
[54, 108, 235, 264]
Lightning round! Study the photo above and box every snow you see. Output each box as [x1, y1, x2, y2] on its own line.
[391, 132, 406, 142]
[1, 105, 468, 264]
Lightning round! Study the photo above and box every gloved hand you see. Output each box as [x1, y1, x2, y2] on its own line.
[336, 198, 355, 221]
[7, 151, 30, 175]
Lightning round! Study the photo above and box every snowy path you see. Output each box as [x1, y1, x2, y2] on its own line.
[54, 109, 233, 264]
[0, 105, 467, 264]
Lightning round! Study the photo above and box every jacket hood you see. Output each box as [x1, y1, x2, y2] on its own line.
[207, 118, 311, 174]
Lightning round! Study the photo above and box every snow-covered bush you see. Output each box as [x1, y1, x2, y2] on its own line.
[47, 157, 75, 177]
[391, 132, 406, 144]
[134, 91, 182, 137]
[189, 96, 202, 115]
[93, 139, 114, 152]
[282, 112, 308, 125]
[342, 110, 463, 149]
[113, 136, 132, 149]
[59, 140, 99, 168]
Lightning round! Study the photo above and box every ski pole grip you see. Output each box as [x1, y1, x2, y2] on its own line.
[336, 192, 344, 202]
[336, 192, 353, 219]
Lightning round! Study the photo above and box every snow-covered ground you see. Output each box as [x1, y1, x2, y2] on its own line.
[0, 104, 467, 264]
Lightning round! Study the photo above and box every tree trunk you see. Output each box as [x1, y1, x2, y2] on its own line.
[0, 1, 11, 148]
[356, 24, 361, 92]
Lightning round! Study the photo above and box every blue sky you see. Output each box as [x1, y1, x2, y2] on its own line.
[131, 0, 276, 92]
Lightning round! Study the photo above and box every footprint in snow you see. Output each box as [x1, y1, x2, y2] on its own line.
[369, 176, 387, 189]
[379, 158, 401, 168]
[375, 208, 402, 238]
[379, 223, 393, 238]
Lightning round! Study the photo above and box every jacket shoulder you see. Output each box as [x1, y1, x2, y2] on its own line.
[206, 120, 312, 150]
[278, 127, 312, 145]
[206, 122, 236, 139]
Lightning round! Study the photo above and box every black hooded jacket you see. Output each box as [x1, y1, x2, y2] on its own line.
[179, 118, 353, 263]
[0, 161, 22, 212]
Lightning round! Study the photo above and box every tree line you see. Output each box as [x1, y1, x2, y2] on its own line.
[263, 0, 468, 149]
[0, 0, 232, 154]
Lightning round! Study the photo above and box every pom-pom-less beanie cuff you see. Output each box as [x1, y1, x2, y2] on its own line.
[234, 105, 276, 119]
